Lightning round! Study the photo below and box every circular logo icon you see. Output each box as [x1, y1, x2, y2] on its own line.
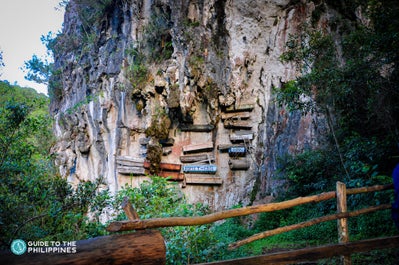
[10, 239, 27, 255]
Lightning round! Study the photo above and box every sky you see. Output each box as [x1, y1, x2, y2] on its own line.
[0, 0, 65, 95]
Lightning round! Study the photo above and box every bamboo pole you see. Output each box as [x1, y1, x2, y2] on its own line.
[336, 181, 351, 265]
[106, 184, 393, 232]
[228, 204, 391, 249]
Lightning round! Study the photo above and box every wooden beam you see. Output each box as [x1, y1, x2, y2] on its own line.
[336, 181, 351, 265]
[228, 204, 391, 249]
[0, 231, 166, 265]
[185, 175, 223, 185]
[195, 236, 399, 265]
[107, 191, 336, 231]
[182, 142, 214, 154]
[122, 197, 140, 221]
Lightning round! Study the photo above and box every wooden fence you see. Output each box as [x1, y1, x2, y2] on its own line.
[2, 182, 397, 265]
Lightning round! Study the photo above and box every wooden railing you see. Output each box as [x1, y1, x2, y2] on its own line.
[106, 182, 397, 265]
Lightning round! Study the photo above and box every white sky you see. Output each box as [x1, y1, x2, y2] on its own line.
[0, 0, 65, 95]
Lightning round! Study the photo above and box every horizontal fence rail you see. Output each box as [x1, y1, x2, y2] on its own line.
[106, 184, 393, 232]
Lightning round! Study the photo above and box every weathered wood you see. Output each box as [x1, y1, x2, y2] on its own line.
[225, 104, 254, 113]
[180, 124, 215, 132]
[122, 196, 139, 220]
[106, 184, 393, 232]
[228, 159, 250, 170]
[221, 112, 251, 121]
[228, 146, 246, 157]
[217, 144, 243, 152]
[158, 171, 184, 181]
[185, 175, 223, 185]
[0, 231, 166, 265]
[116, 156, 144, 167]
[143, 161, 181, 171]
[183, 142, 214, 154]
[180, 153, 215, 163]
[229, 132, 253, 143]
[107, 191, 337, 231]
[228, 204, 391, 249]
[337, 181, 351, 265]
[224, 120, 252, 130]
[118, 166, 146, 175]
[196, 236, 399, 265]
[159, 138, 174, 147]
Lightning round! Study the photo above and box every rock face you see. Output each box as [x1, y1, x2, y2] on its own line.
[51, 0, 342, 210]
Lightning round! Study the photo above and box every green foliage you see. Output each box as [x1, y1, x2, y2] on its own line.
[0, 91, 109, 248]
[114, 177, 225, 264]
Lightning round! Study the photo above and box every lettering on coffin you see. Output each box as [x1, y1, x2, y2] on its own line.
[228, 147, 246, 154]
[183, 164, 217, 173]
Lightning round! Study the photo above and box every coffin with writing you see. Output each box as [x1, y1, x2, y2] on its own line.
[183, 164, 217, 174]
[228, 146, 246, 156]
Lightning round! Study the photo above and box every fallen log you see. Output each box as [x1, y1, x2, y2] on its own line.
[0, 230, 166, 265]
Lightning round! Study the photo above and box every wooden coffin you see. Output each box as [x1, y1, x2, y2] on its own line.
[180, 124, 214, 132]
[180, 153, 215, 163]
[228, 146, 246, 157]
[116, 156, 145, 167]
[143, 161, 182, 171]
[225, 103, 254, 113]
[158, 171, 184, 181]
[217, 144, 244, 152]
[221, 112, 251, 121]
[182, 142, 214, 154]
[118, 166, 146, 175]
[185, 175, 223, 185]
[228, 159, 250, 170]
[224, 120, 252, 129]
[183, 164, 217, 174]
[230, 132, 254, 142]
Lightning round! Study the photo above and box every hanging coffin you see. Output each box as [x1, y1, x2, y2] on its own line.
[180, 153, 215, 163]
[228, 146, 246, 156]
[221, 112, 251, 121]
[143, 161, 182, 171]
[183, 164, 217, 174]
[225, 104, 254, 113]
[158, 171, 184, 181]
[180, 124, 214, 132]
[229, 132, 254, 142]
[228, 159, 250, 170]
[116, 156, 145, 167]
[185, 174, 223, 185]
[118, 166, 146, 175]
[182, 142, 214, 154]
[224, 120, 252, 130]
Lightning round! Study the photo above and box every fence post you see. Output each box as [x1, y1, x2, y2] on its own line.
[336, 181, 351, 265]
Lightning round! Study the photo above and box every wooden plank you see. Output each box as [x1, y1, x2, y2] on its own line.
[224, 120, 252, 130]
[118, 166, 146, 175]
[183, 164, 217, 174]
[182, 142, 214, 154]
[229, 159, 250, 170]
[158, 171, 184, 181]
[180, 124, 214, 132]
[225, 104, 254, 113]
[185, 175, 223, 185]
[0, 230, 166, 265]
[221, 112, 251, 121]
[143, 161, 181, 171]
[116, 156, 145, 167]
[180, 153, 215, 163]
[196, 236, 399, 265]
[107, 191, 337, 231]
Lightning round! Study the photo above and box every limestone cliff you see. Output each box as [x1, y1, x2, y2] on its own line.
[51, 0, 350, 210]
